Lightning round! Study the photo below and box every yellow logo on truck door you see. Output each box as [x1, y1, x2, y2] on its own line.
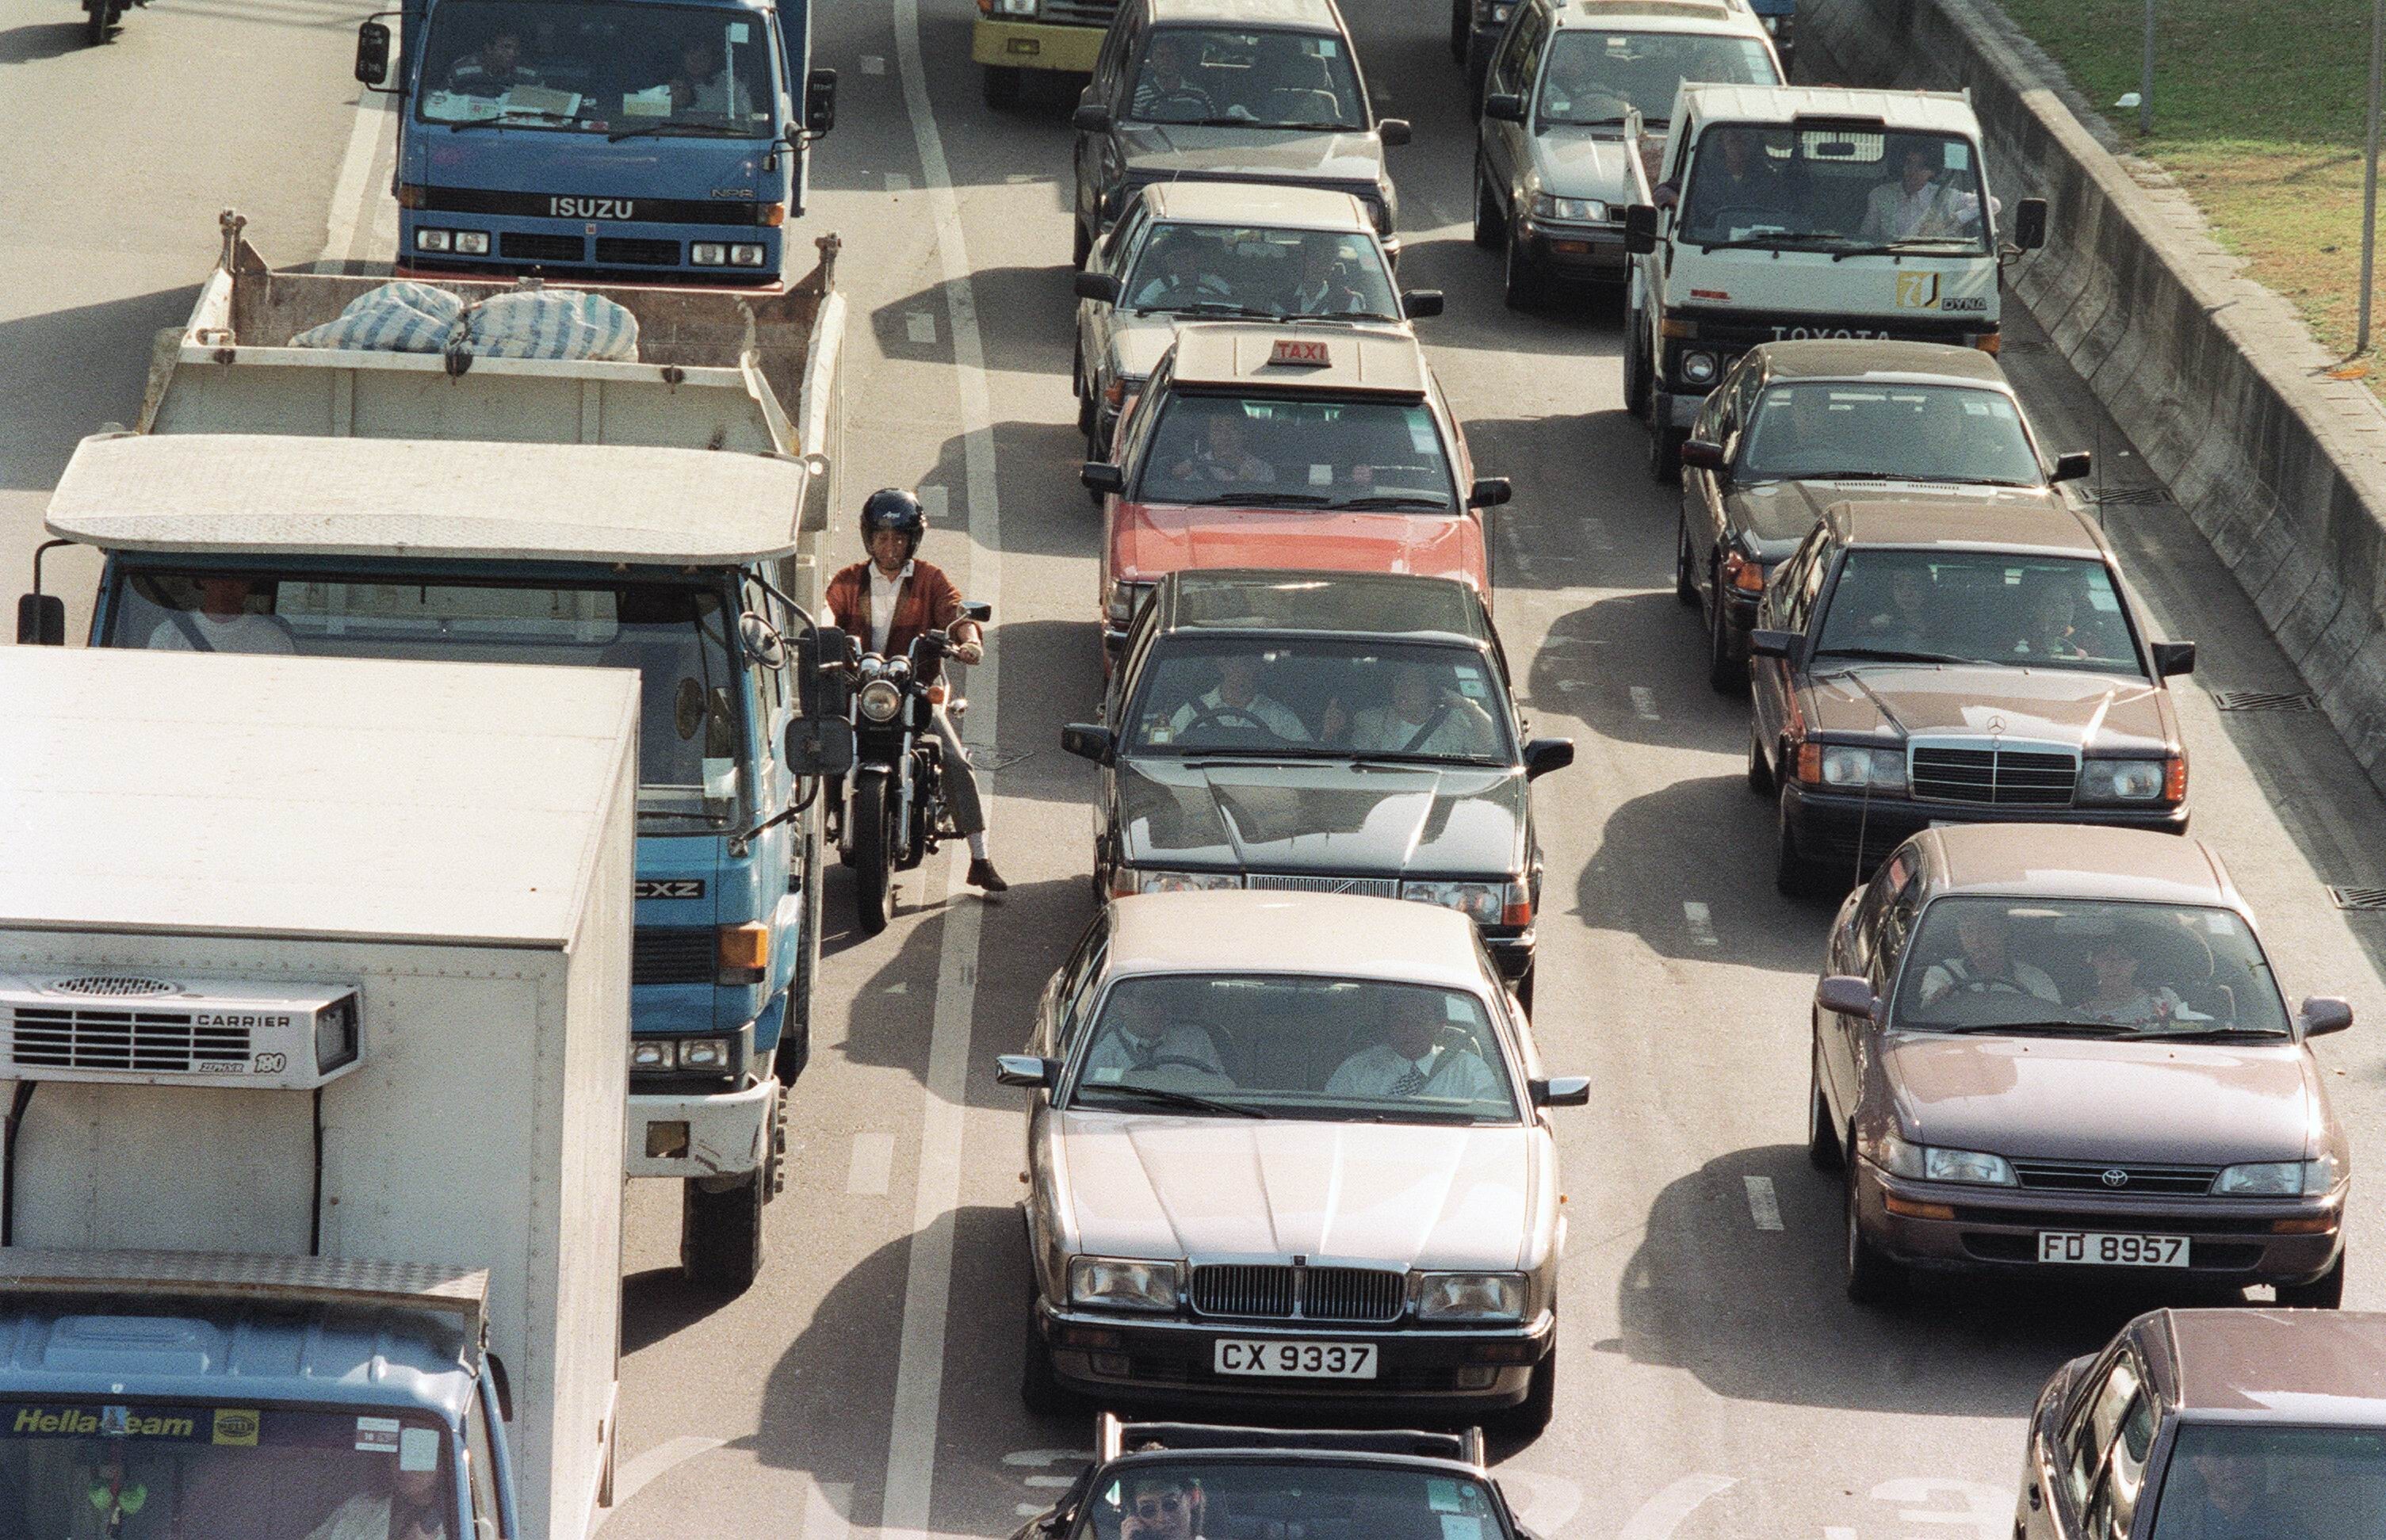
[1895, 272, 1942, 309]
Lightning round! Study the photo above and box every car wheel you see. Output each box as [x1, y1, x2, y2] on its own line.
[1807, 1039, 1843, 1172]
[1843, 1158, 1904, 1305]
[1775, 789, 1826, 899]
[982, 64, 1023, 109]
[1646, 418, 1684, 484]
[1748, 721, 1775, 796]
[1503, 219, 1545, 311]
[2277, 1254, 2347, 1309]
[1473, 164, 1502, 250]
[1673, 510, 1699, 608]
[1494, 1346, 1557, 1439]
[1448, 0, 1469, 60]
[1072, 216, 1092, 269]
[1707, 564, 1746, 694]
[1019, 1286, 1077, 1416]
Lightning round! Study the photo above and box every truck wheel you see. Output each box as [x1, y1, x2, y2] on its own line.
[1646, 421, 1684, 484]
[1495, 1346, 1556, 1438]
[1807, 1040, 1843, 1172]
[682, 1163, 768, 1293]
[786, 818, 822, 1083]
[2277, 1254, 2347, 1309]
[1775, 791, 1826, 899]
[83, 0, 109, 43]
[1472, 166, 1502, 250]
[851, 765, 896, 936]
[1019, 1288, 1076, 1416]
[983, 65, 1023, 109]
[1623, 327, 1651, 420]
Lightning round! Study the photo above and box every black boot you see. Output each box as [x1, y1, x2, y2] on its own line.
[966, 858, 1009, 892]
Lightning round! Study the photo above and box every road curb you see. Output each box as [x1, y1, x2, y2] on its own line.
[1801, 0, 2386, 792]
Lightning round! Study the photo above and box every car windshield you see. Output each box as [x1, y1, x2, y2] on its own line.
[1811, 552, 2142, 674]
[0, 1400, 457, 1537]
[1679, 126, 1992, 253]
[1738, 383, 2043, 485]
[1121, 224, 1398, 321]
[1066, 975, 1522, 1122]
[1140, 395, 1455, 509]
[1126, 638, 1515, 762]
[1128, 29, 1367, 130]
[1535, 30, 1779, 127]
[2148, 1424, 2386, 1537]
[110, 570, 748, 827]
[1070, 1458, 1512, 1540]
[415, 0, 777, 137]
[1891, 897, 2292, 1037]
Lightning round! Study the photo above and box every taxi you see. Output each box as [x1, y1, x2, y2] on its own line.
[1083, 321, 1509, 667]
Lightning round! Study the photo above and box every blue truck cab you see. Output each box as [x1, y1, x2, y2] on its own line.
[0, 1255, 519, 1539]
[356, 0, 836, 286]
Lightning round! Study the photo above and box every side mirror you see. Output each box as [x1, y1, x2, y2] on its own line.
[1522, 737, 1574, 779]
[1061, 723, 1117, 765]
[1749, 628, 1798, 659]
[962, 599, 993, 625]
[796, 624, 851, 717]
[2151, 640, 2197, 678]
[1623, 204, 1658, 255]
[16, 593, 65, 648]
[2300, 996, 2355, 1037]
[1680, 438, 1726, 472]
[1073, 103, 1111, 132]
[996, 1054, 1061, 1088]
[785, 714, 857, 777]
[1467, 476, 1513, 510]
[1081, 461, 1125, 495]
[2013, 197, 2048, 252]
[354, 19, 392, 86]
[805, 68, 839, 135]
[1075, 271, 1122, 304]
[739, 612, 787, 669]
[2051, 449, 2092, 483]
[1399, 288, 1444, 319]
[1529, 1076, 1592, 1108]
[1378, 117, 1413, 147]
[1482, 93, 1526, 124]
[1815, 974, 1879, 1020]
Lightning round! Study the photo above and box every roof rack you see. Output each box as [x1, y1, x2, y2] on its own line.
[1095, 1414, 1486, 1469]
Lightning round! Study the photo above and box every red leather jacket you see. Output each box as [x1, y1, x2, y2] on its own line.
[823, 559, 970, 681]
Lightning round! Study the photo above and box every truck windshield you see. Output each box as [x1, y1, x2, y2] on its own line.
[1535, 31, 1779, 128]
[109, 571, 748, 827]
[1738, 383, 2043, 485]
[416, 0, 777, 138]
[1679, 126, 1990, 253]
[1129, 29, 1366, 130]
[1140, 396, 1455, 510]
[0, 1399, 458, 1538]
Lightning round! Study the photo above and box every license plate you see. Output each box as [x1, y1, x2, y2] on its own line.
[1213, 1339, 1378, 1378]
[2036, 1231, 2190, 1267]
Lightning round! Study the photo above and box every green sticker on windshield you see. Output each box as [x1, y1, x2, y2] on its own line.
[1944, 141, 1970, 170]
[728, 21, 750, 40]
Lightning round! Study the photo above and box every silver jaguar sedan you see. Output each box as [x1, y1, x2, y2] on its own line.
[999, 891, 1588, 1435]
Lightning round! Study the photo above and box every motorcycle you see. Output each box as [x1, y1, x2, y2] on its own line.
[824, 601, 991, 934]
[82, 0, 140, 45]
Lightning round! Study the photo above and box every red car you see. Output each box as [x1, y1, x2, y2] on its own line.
[1082, 322, 1509, 667]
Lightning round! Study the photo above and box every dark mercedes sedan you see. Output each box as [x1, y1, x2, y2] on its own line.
[1061, 569, 1572, 1003]
[1812, 823, 2353, 1308]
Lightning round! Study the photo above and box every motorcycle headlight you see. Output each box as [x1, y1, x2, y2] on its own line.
[1679, 350, 1719, 385]
[1414, 1271, 1525, 1322]
[858, 680, 904, 722]
[2216, 1156, 2340, 1196]
[1531, 194, 1608, 223]
[1105, 579, 1154, 626]
[2078, 757, 2171, 804]
[1400, 879, 1514, 926]
[1131, 869, 1244, 894]
[1818, 744, 1908, 792]
[1068, 1255, 1178, 1311]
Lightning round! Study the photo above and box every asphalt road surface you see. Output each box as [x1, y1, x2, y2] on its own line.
[9, 2, 2386, 1537]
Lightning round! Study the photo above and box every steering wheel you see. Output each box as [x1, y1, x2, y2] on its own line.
[1703, 204, 1784, 231]
[1145, 1053, 1219, 1073]
[1180, 705, 1298, 743]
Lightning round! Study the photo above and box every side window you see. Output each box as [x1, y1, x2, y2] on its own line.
[2101, 1389, 2157, 1538]
[1103, 204, 1151, 269]
[1876, 878, 1925, 990]
[1846, 855, 1905, 971]
[1490, 6, 1543, 94]
[465, 1407, 503, 1538]
[2063, 1356, 2142, 1514]
[1106, 20, 1144, 108]
[1722, 370, 1766, 454]
[1118, 366, 1170, 476]
[1058, 940, 1111, 1053]
[1786, 542, 1832, 631]
[1762, 530, 1819, 628]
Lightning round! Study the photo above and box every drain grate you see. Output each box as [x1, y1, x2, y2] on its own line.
[2213, 690, 2319, 712]
[2331, 887, 2386, 911]
[2093, 486, 2172, 506]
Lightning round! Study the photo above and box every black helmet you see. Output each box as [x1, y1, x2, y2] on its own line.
[859, 487, 926, 559]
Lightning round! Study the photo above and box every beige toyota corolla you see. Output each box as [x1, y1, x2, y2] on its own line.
[998, 892, 1588, 1435]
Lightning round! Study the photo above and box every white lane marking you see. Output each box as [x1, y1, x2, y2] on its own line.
[1681, 901, 1719, 948]
[881, 0, 1007, 1527]
[323, 87, 396, 265]
[1023, 1476, 1077, 1488]
[1490, 1473, 1581, 1535]
[1825, 1529, 1856, 1540]
[1554, 679, 1584, 693]
[1001, 1450, 1091, 1465]
[1617, 1474, 1735, 1539]
[1868, 1477, 2011, 1537]
[1742, 1175, 1783, 1231]
[906, 311, 937, 344]
[886, 171, 913, 193]
[593, 1435, 726, 1527]
[1629, 685, 1660, 720]
[861, 54, 886, 73]
[803, 1480, 853, 1540]
[847, 1131, 895, 1195]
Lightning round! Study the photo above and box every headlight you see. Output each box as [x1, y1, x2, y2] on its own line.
[2078, 757, 2174, 804]
[1864, 1129, 2014, 1185]
[1679, 350, 1719, 385]
[2216, 1156, 2340, 1196]
[1400, 879, 1520, 927]
[677, 1037, 732, 1070]
[691, 242, 728, 266]
[1131, 869, 1244, 894]
[1531, 194, 1608, 223]
[858, 680, 904, 721]
[1415, 1271, 1525, 1322]
[1068, 1255, 1178, 1311]
[728, 243, 767, 266]
[630, 1040, 674, 1071]
[416, 228, 453, 253]
[1105, 579, 1153, 626]
[1818, 744, 1908, 792]
[1478, 0, 1512, 21]
[999, 0, 1037, 13]
[453, 231, 490, 255]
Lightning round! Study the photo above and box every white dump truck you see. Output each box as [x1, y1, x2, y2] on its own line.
[0, 646, 634, 1538]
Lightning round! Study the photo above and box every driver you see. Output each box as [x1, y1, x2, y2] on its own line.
[1325, 989, 1502, 1100]
[1539, 45, 1627, 122]
[1915, 908, 2060, 1007]
[304, 1460, 449, 1540]
[1119, 1471, 1210, 1540]
[2166, 1446, 2309, 1540]
[820, 489, 1008, 892]
[1284, 238, 1371, 316]
[1129, 236, 1233, 309]
[1858, 565, 1938, 651]
[146, 575, 297, 655]
[1747, 385, 1848, 475]
[1081, 990, 1226, 1079]
[1322, 663, 1495, 756]
[1132, 33, 1215, 120]
[1664, 128, 1790, 229]
[445, 25, 545, 94]
[1168, 655, 1309, 740]
[1859, 143, 1984, 242]
[1166, 411, 1276, 487]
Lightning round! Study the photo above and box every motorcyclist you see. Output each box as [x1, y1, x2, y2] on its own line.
[822, 489, 1008, 892]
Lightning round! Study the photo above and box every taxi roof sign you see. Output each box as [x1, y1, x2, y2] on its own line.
[1269, 338, 1332, 368]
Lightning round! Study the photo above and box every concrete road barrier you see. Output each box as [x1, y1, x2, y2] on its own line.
[1803, 0, 2386, 786]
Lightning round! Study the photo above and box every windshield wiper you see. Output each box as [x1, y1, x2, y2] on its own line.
[637, 807, 730, 826]
[2144, 1025, 2291, 1042]
[1151, 300, 1279, 319]
[608, 120, 735, 143]
[1179, 491, 1333, 507]
[445, 109, 585, 132]
[1076, 1082, 1266, 1118]
[1945, 1020, 2133, 1038]
[1813, 645, 1974, 666]
[1694, 233, 1844, 253]
[1545, 113, 1634, 128]
[1332, 495, 1452, 510]
[1829, 236, 1983, 262]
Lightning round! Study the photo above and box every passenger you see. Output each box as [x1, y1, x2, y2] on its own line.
[445, 25, 545, 94]
[2076, 928, 2198, 1028]
[1119, 1472, 1208, 1540]
[1129, 238, 1233, 309]
[1326, 990, 1502, 1101]
[1082, 992, 1226, 1079]
[1748, 387, 1849, 476]
[1321, 663, 1496, 756]
[1859, 567, 1938, 650]
[1132, 34, 1215, 120]
[1167, 655, 1309, 740]
[2166, 1446, 2309, 1540]
[1166, 411, 1276, 487]
[1858, 143, 1984, 242]
[661, 37, 755, 119]
[146, 576, 297, 655]
[304, 1461, 448, 1540]
[1915, 908, 2061, 1007]
[1284, 239, 1371, 315]
[2013, 579, 2091, 662]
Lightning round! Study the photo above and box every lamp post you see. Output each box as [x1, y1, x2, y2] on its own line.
[2139, 0, 2154, 136]
[2361, 0, 2386, 352]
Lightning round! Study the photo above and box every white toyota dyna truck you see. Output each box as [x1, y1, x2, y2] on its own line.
[1620, 84, 2046, 479]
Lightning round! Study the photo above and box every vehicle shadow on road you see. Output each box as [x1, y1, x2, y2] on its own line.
[0, 286, 201, 490]
[1525, 591, 1749, 752]
[0, 21, 91, 62]
[619, 1266, 740, 1355]
[873, 265, 1078, 379]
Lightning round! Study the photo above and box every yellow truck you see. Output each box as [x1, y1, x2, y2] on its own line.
[975, 0, 1117, 107]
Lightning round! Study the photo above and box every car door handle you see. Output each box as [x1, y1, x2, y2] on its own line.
[2026, 1481, 2043, 1511]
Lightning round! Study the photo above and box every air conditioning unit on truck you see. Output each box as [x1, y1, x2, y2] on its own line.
[0, 646, 635, 1540]
[1619, 83, 2047, 479]
[17, 211, 854, 1295]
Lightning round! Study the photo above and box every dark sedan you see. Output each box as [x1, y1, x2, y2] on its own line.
[1061, 569, 1571, 1003]
[1677, 339, 2090, 692]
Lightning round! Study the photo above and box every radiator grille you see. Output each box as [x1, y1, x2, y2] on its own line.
[1246, 873, 1399, 899]
[3, 1008, 250, 1073]
[499, 232, 584, 263]
[1909, 745, 2077, 806]
[633, 927, 716, 986]
[595, 236, 679, 266]
[2011, 1159, 2219, 1196]
[1189, 1264, 1404, 1322]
